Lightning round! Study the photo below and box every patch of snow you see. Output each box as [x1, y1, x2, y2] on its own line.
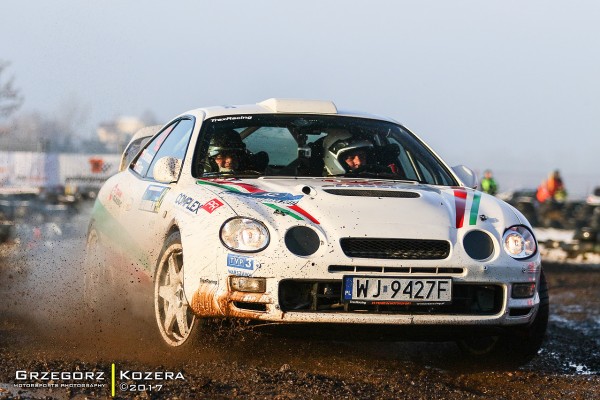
[567, 362, 596, 375]
[534, 228, 600, 266]
[534, 228, 574, 243]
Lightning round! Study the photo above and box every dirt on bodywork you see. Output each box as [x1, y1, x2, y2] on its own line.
[0, 238, 598, 400]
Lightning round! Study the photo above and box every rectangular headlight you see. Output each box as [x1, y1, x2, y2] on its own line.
[230, 276, 266, 293]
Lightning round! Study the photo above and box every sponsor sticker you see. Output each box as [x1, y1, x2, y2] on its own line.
[196, 179, 318, 223]
[153, 130, 169, 151]
[201, 198, 224, 213]
[140, 149, 155, 164]
[133, 162, 144, 174]
[174, 193, 201, 215]
[139, 185, 169, 213]
[228, 191, 303, 205]
[227, 254, 255, 271]
[108, 184, 123, 207]
[211, 116, 253, 122]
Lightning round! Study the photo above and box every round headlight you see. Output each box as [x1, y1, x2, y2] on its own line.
[220, 217, 270, 252]
[502, 225, 537, 259]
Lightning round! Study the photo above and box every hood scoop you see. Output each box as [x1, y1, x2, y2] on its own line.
[322, 189, 420, 198]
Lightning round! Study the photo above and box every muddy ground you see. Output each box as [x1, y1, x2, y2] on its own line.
[0, 239, 598, 399]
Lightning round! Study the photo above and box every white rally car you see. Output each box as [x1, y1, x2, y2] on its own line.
[85, 98, 547, 364]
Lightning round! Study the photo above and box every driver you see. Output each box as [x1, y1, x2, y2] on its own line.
[342, 148, 368, 170]
[205, 129, 246, 173]
[322, 131, 374, 175]
[213, 152, 239, 172]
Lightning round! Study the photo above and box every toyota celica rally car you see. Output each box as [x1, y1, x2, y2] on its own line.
[85, 98, 548, 364]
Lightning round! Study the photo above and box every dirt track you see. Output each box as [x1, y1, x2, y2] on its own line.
[0, 243, 598, 399]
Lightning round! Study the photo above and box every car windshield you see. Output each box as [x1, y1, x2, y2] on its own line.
[193, 114, 457, 186]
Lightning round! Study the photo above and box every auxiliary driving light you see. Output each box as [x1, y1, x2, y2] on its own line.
[512, 282, 536, 298]
[230, 276, 266, 293]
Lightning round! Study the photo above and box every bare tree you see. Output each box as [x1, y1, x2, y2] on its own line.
[0, 60, 24, 118]
[56, 93, 91, 139]
[7, 94, 92, 151]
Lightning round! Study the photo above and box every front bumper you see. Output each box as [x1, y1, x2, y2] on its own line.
[187, 235, 542, 328]
[189, 275, 540, 327]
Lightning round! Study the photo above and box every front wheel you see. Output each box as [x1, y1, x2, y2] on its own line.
[457, 270, 549, 367]
[154, 231, 200, 348]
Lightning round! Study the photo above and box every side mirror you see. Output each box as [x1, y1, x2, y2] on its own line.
[153, 157, 182, 183]
[452, 165, 479, 189]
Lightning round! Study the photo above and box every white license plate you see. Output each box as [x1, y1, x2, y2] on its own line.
[343, 276, 452, 303]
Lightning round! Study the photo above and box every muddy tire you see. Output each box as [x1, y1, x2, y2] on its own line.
[154, 231, 200, 348]
[458, 270, 549, 367]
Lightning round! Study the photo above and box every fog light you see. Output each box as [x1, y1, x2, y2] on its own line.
[230, 276, 266, 293]
[512, 283, 536, 298]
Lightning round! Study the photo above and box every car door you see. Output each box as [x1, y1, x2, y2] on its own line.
[123, 118, 196, 270]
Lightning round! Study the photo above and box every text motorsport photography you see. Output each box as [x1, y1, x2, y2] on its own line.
[12, 366, 184, 396]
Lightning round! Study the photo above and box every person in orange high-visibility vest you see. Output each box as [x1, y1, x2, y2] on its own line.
[537, 170, 568, 228]
[536, 170, 566, 203]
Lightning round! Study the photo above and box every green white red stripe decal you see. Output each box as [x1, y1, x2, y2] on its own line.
[288, 204, 320, 224]
[196, 180, 243, 192]
[453, 189, 468, 228]
[263, 203, 303, 220]
[469, 192, 482, 225]
[453, 189, 482, 228]
[197, 179, 320, 224]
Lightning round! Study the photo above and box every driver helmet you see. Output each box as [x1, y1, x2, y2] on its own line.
[207, 129, 246, 172]
[323, 131, 374, 175]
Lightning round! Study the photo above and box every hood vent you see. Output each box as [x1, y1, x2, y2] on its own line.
[323, 189, 420, 198]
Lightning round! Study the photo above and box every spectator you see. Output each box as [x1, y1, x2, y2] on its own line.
[536, 170, 568, 228]
[536, 170, 567, 203]
[480, 169, 498, 195]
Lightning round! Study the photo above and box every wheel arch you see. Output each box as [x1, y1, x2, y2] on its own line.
[165, 222, 181, 241]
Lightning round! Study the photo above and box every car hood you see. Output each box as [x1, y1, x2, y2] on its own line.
[195, 177, 520, 240]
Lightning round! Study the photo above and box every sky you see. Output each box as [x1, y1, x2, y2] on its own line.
[1, 0, 600, 197]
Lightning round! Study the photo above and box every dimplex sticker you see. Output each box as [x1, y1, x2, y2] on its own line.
[174, 193, 201, 214]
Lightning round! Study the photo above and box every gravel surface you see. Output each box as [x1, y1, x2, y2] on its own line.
[0, 243, 598, 399]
